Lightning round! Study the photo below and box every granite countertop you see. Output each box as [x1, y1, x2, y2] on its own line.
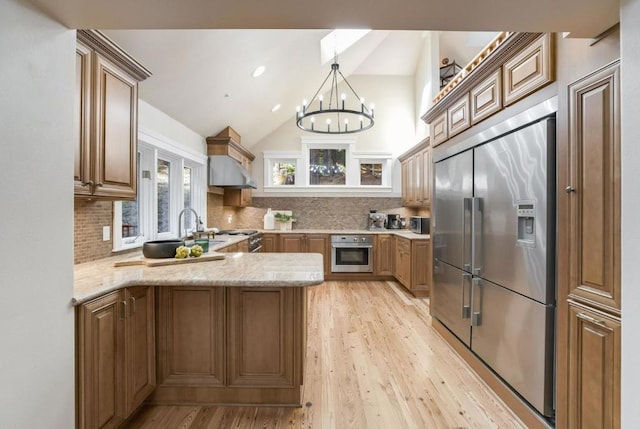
[259, 229, 431, 240]
[73, 252, 324, 306]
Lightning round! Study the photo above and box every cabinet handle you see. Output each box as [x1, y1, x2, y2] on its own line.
[82, 180, 94, 187]
[565, 185, 575, 193]
[577, 312, 606, 326]
[120, 300, 127, 321]
[130, 296, 136, 316]
[95, 182, 104, 188]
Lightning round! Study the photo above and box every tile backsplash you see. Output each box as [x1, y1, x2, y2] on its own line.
[77, 194, 430, 263]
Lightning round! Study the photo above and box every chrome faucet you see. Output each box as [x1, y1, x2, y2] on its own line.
[178, 208, 199, 239]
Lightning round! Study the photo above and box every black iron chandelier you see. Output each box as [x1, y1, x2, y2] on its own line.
[295, 59, 375, 134]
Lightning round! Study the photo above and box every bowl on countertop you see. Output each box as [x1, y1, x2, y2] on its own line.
[142, 239, 185, 259]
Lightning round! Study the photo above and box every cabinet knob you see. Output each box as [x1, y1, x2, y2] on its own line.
[565, 185, 575, 193]
[95, 182, 104, 188]
[82, 180, 94, 187]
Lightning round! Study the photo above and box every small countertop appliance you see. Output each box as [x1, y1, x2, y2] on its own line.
[386, 214, 401, 229]
[367, 211, 387, 231]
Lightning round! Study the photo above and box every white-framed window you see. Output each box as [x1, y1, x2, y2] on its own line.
[113, 130, 207, 251]
[263, 137, 392, 193]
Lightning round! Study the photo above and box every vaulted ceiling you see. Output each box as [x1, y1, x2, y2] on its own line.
[29, 0, 619, 147]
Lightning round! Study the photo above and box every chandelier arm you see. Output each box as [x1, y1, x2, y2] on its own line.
[337, 70, 371, 113]
[307, 69, 334, 107]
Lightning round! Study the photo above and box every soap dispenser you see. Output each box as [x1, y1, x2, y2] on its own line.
[264, 208, 275, 230]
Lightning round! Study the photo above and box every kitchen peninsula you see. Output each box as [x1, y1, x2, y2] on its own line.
[74, 252, 323, 429]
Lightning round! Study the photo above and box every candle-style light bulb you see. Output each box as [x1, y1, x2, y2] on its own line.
[311, 116, 315, 131]
[344, 118, 349, 132]
[359, 115, 364, 129]
[319, 95, 323, 110]
[303, 99, 308, 113]
[296, 105, 301, 118]
[326, 118, 331, 132]
[360, 97, 365, 113]
[370, 102, 375, 118]
[341, 93, 346, 109]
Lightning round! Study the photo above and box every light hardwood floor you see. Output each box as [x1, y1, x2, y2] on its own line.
[126, 281, 525, 428]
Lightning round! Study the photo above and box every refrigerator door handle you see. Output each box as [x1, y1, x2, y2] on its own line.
[471, 277, 482, 326]
[463, 198, 473, 271]
[462, 273, 472, 319]
[471, 197, 483, 275]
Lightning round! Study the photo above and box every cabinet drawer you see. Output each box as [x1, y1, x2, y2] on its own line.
[503, 33, 553, 106]
[430, 112, 448, 147]
[447, 93, 471, 138]
[470, 69, 502, 124]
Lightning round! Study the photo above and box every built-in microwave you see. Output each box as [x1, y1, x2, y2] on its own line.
[409, 216, 430, 234]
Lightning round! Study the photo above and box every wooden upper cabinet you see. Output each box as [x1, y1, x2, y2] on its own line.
[503, 33, 554, 106]
[74, 42, 93, 196]
[93, 53, 138, 199]
[400, 139, 431, 208]
[470, 69, 502, 124]
[74, 30, 150, 200]
[419, 146, 431, 205]
[430, 112, 448, 147]
[568, 61, 620, 314]
[567, 301, 620, 429]
[447, 93, 470, 138]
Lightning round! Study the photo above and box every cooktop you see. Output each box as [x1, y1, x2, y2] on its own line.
[217, 229, 259, 236]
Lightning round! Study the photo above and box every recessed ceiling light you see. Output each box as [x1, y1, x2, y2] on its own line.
[252, 65, 266, 78]
[271, 104, 281, 112]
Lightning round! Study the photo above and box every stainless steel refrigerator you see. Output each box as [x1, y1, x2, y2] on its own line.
[432, 117, 555, 418]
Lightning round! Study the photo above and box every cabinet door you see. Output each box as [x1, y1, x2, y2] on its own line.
[406, 156, 416, 205]
[75, 42, 92, 196]
[420, 147, 431, 206]
[93, 53, 138, 199]
[262, 233, 278, 252]
[374, 234, 394, 276]
[411, 240, 431, 296]
[568, 301, 620, 429]
[395, 237, 411, 288]
[503, 33, 553, 106]
[125, 286, 155, 414]
[430, 112, 448, 147]
[227, 287, 300, 388]
[568, 61, 620, 313]
[401, 160, 409, 206]
[306, 234, 329, 275]
[77, 291, 126, 429]
[447, 93, 471, 138]
[280, 234, 305, 253]
[156, 287, 225, 386]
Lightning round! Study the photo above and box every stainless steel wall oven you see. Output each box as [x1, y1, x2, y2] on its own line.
[331, 235, 373, 273]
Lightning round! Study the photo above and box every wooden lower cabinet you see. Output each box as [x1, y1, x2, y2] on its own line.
[262, 233, 278, 252]
[374, 234, 394, 276]
[77, 286, 155, 429]
[278, 233, 330, 276]
[394, 236, 431, 297]
[152, 286, 306, 406]
[567, 301, 620, 429]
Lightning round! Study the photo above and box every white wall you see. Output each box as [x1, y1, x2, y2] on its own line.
[620, 1, 640, 427]
[138, 99, 206, 154]
[414, 32, 440, 141]
[0, 0, 75, 427]
[251, 74, 416, 196]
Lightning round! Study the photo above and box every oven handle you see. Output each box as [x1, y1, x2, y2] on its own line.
[331, 244, 373, 249]
[250, 246, 263, 253]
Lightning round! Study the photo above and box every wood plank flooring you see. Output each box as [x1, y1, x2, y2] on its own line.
[125, 281, 525, 429]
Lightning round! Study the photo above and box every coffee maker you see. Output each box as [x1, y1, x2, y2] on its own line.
[367, 210, 387, 231]
[386, 214, 401, 229]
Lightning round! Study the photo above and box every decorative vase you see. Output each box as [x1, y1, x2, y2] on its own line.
[263, 208, 275, 230]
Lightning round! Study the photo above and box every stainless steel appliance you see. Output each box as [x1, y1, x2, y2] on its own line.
[367, 212, 387, 231]
[409, 216, 430, 234]
[432, 117, 556, 418]
[217, 229, 263, 252]
[386, 214, 401, 229]
[331, 234, 373, 273]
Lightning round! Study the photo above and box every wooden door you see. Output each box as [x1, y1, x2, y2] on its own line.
[156, 287, 225, 386]
[280, 234, 305, 253]
[74, 42, 92, 196]
[420, 147, 431, 206]
[125, 286, 156, 414]
[374, 234, 394, 276]
[395, 237, 411, 288]
[306, 234, 329, 275]
[93, 52, 138, 199]
[568, 61, 621, 313]
[77, 291, 126, 429]
[411, 239, 431, 297]
[227, 287, 300, 388]
[262, 233, 278, 252]
[567, 301, 620, 429]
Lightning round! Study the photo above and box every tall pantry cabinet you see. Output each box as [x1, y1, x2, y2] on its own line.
[563, 59, 621, 429]
[74, 30, 151, 199]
